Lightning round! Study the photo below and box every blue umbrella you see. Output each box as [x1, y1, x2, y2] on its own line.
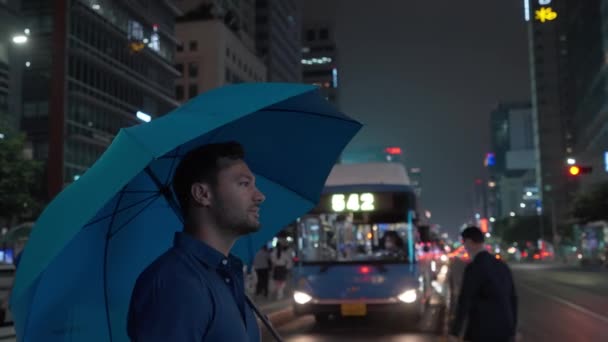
[11, 83, 361, 341]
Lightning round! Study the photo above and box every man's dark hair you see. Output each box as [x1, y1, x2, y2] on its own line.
[461, 226, 484, 243]
[172, 141, 245, 217]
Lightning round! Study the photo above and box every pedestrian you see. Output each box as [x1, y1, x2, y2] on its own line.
[253, 245, 271, 298]
[449, 226, 518, 342]
[127, 142, 266, 341]
[270, 237, 292, 300]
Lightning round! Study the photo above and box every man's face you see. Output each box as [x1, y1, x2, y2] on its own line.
[210, 159, 265, 235]
[463, 238, 480, 255]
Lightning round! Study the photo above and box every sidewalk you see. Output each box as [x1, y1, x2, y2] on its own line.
[0, 324, 15, 342]
[251, 291, 295, 329]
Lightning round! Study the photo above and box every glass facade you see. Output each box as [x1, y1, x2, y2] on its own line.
[20, 0, 180, 190]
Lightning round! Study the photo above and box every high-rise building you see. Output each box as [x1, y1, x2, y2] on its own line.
[255, 0, 302, 83]
[488, 102, 537, 218]
[175, 0, 257, 51]
[526, 0, 573, 221]
[302, 0, 338, 105]
[301, 26, 338, 105]
[564, 0, 608, 188]
[174, 8, 266, 100]
[20, 0, 181, 199]
[0, 0, 24, 130]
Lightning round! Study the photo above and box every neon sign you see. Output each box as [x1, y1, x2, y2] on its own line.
[331, 193, 375, 212]
[534, 0, 557, 23]
[535, 7, 557, 23]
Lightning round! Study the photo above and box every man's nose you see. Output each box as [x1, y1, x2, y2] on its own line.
[254, 187, 265, 203]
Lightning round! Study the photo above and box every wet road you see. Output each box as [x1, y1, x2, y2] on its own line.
[513, 263, 608, 341]
[266, 263, 608, 342]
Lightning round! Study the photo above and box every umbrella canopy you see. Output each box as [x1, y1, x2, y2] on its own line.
[11, 83, 361, 341]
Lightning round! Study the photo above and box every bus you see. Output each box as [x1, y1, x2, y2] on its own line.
[291, 162, 429, 324]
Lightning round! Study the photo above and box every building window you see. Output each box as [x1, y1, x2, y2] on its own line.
[176, 85, 184, 100]
[188, 84, 198, 98]
[319, 28, 329, 40]
[306, 29, 315, 42]
[177, 44, 183, 52]
[189, 40, 198, 51]
[225, 68, 232, 82]
[188, 62, 199, 77]
[175, 63, 183, 73]
[127, 20, 144, 41]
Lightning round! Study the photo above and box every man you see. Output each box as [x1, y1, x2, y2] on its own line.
[127, 141, 265, 341]
[449, 226, 517, 342]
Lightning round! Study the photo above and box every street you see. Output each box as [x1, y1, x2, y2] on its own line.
[2, 263, 608, 341]
[264, 262, 608, 342]
[264, 304, 445, 342]
[513, 263, 608, 341]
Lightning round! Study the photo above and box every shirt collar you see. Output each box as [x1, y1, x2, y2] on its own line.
[174, 232, 243, 271]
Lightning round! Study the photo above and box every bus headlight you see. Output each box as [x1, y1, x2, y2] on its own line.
[397, 289, 417, 303]
[294, 291, 312, 304]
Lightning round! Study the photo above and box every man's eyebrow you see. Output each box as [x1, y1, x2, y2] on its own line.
[238, 174, 254, 181]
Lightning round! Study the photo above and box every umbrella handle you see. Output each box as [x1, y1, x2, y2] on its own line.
[245, 295, 284, 342]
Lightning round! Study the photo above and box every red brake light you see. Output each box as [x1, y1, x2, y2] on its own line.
[385, 147, 402, 155]
[359, 266, 371, 274]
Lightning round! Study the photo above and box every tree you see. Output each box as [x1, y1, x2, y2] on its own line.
[572, 181, 608, 224]
[0, 120, 43, 226]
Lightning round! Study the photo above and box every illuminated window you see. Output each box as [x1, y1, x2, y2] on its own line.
[127, 20, 144, 41]
[149, 32, 160, 52]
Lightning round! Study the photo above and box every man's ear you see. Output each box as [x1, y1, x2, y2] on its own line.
[191, 182, 213, 207]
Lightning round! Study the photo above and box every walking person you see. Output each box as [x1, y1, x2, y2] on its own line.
[449, 226, 518, 342]
[253, 245, 271, 298]
[270, 237, 292, 300]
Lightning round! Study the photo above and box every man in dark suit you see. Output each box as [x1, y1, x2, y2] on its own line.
[449, 226, 518, 342]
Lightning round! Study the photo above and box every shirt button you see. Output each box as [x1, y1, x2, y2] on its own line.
[225, 278, 231, 283]
[222, 259, 228, 265]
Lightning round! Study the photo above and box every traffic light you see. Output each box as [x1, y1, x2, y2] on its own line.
[567, 165, 592, 176]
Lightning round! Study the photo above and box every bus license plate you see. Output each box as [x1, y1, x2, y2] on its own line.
[340, 303, 367, 316]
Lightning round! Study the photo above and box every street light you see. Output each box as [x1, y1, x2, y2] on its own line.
[12, 35, 28, 44]
[136, 111, 151, 122]
[567, 158, 576, 165]
[510, 212, 516, 217]
[520, 203, 526, 208]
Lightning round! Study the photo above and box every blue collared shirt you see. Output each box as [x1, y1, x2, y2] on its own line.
[127, 232, 260, 341]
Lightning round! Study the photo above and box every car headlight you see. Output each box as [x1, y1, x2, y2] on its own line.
[397, 289, 417, 303]
[293, 291, 312, 304]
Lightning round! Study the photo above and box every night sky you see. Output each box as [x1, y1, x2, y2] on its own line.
[314, 0, 531, 236]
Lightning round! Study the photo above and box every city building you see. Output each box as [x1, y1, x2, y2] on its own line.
[564, 0, 608, 188]
[302, 0, 338, 105]
[20, 0, 182, 199]
[0, 0, 24, 130]
[526, 0, 573, 221]
[175, 0, 257, 51]
[255, 0, 302, 83]
[487, 102, 537, 218]
[174, 11, 266, 100]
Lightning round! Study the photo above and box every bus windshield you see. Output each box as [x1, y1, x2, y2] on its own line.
[297, 213, 413, 264]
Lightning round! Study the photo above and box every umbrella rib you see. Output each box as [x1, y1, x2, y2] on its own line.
[164, 145, 182, 185]
[103, 188, 127, 342]
[144, 167, 184, 224]
[263, 108, 358, 124]
[83, 193, 160, 228]
[107, 195, 161, 239]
